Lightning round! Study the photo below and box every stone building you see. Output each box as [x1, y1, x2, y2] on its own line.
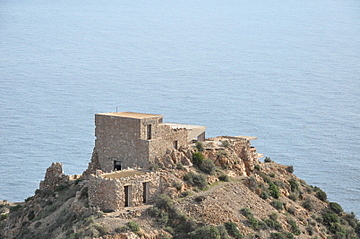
[88, 169, 163, 212]
[93, 112, 206, 172]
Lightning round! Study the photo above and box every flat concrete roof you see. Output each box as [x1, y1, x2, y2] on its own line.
[162, 123, 206, 130]
[235, 136, 258, 140]
[101, 169, 148, 179]
[97, 112, 163, 119]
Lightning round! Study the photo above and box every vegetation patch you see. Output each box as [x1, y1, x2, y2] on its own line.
[183, 172, 208, 190]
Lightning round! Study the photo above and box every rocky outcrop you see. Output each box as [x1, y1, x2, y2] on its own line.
[39, 162, 68, 190]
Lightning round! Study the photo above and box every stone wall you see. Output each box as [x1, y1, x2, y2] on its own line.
[88, 170, 163, 212]
[93, 113, 191, 173]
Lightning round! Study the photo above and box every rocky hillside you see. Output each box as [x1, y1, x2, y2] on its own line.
[1, 139, 359, 239]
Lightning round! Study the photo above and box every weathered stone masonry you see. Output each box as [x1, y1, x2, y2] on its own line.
[92, 112, 206, 173]
[88, 170, 163, 211]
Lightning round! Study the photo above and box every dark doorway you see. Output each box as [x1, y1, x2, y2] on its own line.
[147, 124, 152, 140]
[143, 182, 149, 203]
[124, 186, 132, 207]
[173, 141, 178, 149]
[114, 160, 122, 171]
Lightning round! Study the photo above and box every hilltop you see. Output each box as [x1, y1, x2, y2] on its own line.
[1, 112, 359, 238]
[1, 141, 359, 238]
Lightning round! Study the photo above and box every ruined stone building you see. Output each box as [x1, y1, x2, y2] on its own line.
[39, 112, 260, 212]
[92, 112, 206, 172]
[83, 112, 206, 211]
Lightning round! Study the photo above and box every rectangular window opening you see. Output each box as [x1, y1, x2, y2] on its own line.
[147, 124, 152, 140]
[114, 160, 122, 171]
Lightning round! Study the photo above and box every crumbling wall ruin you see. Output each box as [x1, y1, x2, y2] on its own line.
[39, 162, 69, 190]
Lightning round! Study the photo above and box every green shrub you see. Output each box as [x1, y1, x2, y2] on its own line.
[217, 224, 230, 239]
[127, 221, 140, 233]
[287, 206, 296, 215]
[271, 200, 284, 211]
[154, 194, 175, 212]
[25, 196, 34, 202]
[195, 142, 204, 152]
[94, 224, 109, 236]
[328, 202, 343, 214]
[221, 140, 230, 148]
[259, 173, 272, 184]
[302, 198, 313, 211]
[183, 172, 208, 189]
[264, 157, 272, 163]
[192, 152, 205, 167]
[322, 210, 339, 226]
[269, 212, 278, 221]
[172, 182, 183, 191]
[288, 179, 299, 192]
[269, 183, 280, 199]
[218, 174, 230, 182]
[263, 218, 282, 231]
[314, 186, 327, 201]
[288, 192, 299, 201]
[189, 225, 220, 239]
[180, 191, 192, 198]
[240, 208, 253, 219]
[194, 196, 205, 203]
[260, 191, 269, 200]
[254, 165, 261, 170]
[286, 165, 294, 173]
[224, 222, 243, 239]
[287, 218, 301, 235]
[199, 159, 216, 175]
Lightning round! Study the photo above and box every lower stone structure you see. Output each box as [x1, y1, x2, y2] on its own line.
[88, 169, 163, 212]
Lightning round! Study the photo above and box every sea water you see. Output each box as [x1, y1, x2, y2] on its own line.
[1, 0, 359, 216]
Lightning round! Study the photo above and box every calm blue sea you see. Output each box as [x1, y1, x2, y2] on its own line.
[1, 0, 359, 216]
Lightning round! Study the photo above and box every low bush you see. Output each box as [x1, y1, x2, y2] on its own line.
[224, 222, 243, 239]
[183, 172, 208, 189]
[288, 192, 299, 201]
[221, 140, 230, 148]
[286, 165, 294, 173]
[314, 186, 327, 201]
[192, 152, 205, 166]
[287, 218, 301, 235]
[189, 225, 220, 239]
[264, 157, 272, 163]
[302, 198, 313, 211]
[195, 142, 204, 152]
[287, 206, 296, 215]
[328, 202, 343, 214]
[288, 178, 299, 192]
[127, 221, 140, 233]
[271, 200, 284, 211]
[180, 191, 192, 198]
[260, 191, 269, 200]
[199, 159, 216, 175]
[254, 165, 261, 170]
[172, 182, 183, 191]
[194, 196, 205, 203]
[269, 183, 280, 199]
[218, 174, 230, 182]
[154, 194, 175, 212]
[263, 218, 282, 231]
[240, 208, 253, 219]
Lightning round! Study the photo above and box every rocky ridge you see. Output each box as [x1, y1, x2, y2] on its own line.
[1, 138, 359, 239]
